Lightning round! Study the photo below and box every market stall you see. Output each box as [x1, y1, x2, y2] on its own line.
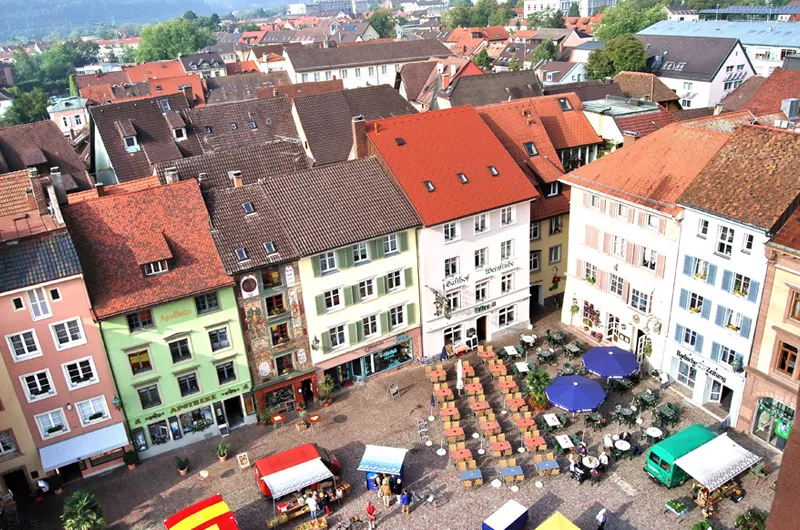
[482, 500, 528, 530]
[535, 512, 579, 530]
[673, 434, 761, 518]
[357, 445, 408, 490]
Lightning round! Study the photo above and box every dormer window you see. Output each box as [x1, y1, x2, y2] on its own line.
[144, 260, 169, 276]
[457, 172, 468, 184]
[205, 126, 212, 135]
[424, 180, 435, 192]
[124, 136, 139, 153]
[524, 142, 538, 156]
[173, 127, 186, 142]
[235, 248, 249, 262]
[488, 166, 499, 176]
[546, 72, 554, 81]
[158, 99, 171, 113]
[557, 97, 573, 111]
[242, 202, 255, 214]
[547, 182, 560, 197]
[264, 241, 277, 254]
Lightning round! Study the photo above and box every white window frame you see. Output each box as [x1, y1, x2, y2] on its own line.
[697, 219, 709, 238]
[443, 221, 460, 243]
[616, 203, 628, 218]
[682, 327, 697, 347]
[647, 214, 659, 230]
[386, 270, 403, 292]
[612, 236, 626, 259]
[501, 240, 513, 260]
[49, 317, 87, 351]
[549, 215, 563, 235]
[677, 360, 697, 388]
[630, 288, 650, 313]
[689, 292, 704, 314]
[444, 257, 459, 277]
[359, 278, 376, 301]
[20, 369, 56, 402]
[589, 194, 601, 210]
[5, 329, 42, 362]
[530, 221, 540, 241]
[329, 324, 346, 349]
[389, 305, 406, 330]
[352, 242, 369, 264]
[725, 308, 743, 331]
[475, 281, 489, 302]
[208, 326, 231, 352]
[319, 251, 337, 274]
[549, 245, 562, 264]
[501, 272, 514, 294]
[446, 290, 460, 310]
[0, 431, 16, 456]
[498, 304, 516, 327]
[693, 258, 710, 280]
[75, 396, 110, 427]
[501, 206, 515, 226]
[49, 288, 61, 302]
[474, 248, 487, 269]
[584, 262, 598, 283]
[362, 314, 379, 339]
[144, 260, 168, 276]
[733, 273, 751, 297]
[530, 250, 541, 272]
[383, 233, 399, 255]
[743, 234, 754, 253]
[641, 247, 657, 272]
[443, 324, 462, 345]
[27, 287, 51, 321]
[609, 274, 623, 296]
[61, 356, 99, 390]
[35, 408, 70, 440]
[11, 296, 24, 311]
[717, 226, 734, 257]
[324, 288, 343, 312]
[473, 213, 489, 234]
[547, 182, 559, 197]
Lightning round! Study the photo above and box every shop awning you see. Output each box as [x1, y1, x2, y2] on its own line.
[39, 422, 129, 471]
[357, 445, 408, 475]
[535, 512, 579, 530]
[261, 458, 333, 499]
[674, 433, 761, 490]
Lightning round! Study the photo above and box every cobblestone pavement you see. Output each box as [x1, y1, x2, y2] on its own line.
[28, 315, 780, 530]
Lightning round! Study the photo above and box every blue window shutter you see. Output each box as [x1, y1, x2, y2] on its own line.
[683, 255, 693, 276]
[715, 305, 726, 327]
[674, 324, 684, 342]
[707, 264, 718, 285]
[748, 280, 760, 303]
[679, 289, 689, 310]
[721, 270, 732, 292]
[740, 316, 752, 338]
[695, 334, 703, 353]
[710, 342, 720, 361]
[701, 299, 711, 320]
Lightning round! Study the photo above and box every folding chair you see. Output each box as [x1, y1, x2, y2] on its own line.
[457, 461, 467, 472]
[468, 459, 477, 470]
[425, 366, 432, 375]
[545, 452, 554, 461]
[477, 345, 485, 354]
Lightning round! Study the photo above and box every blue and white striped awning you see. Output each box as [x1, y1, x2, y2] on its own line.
[357, 445, 408, 475]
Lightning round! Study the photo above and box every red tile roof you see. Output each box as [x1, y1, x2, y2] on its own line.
[613, 72, 681, 103]
[529, 93, 603, 150]
[149, 75, 206, 106]
[745, 69, 800, 116]
[239, 31, 268, 44]
[615, 106, 680, 138]
[561, 123, 731, 215]
[366, 106, 539, 226]
[531, 187, 571, 221]
[67, 176, 161, 204]
[226, 61, 260, 75]
[124, 60, 185, 82]
[718, 75, 766, 112]
[477, 99, 565, 183]
[63, 179, 232, 319]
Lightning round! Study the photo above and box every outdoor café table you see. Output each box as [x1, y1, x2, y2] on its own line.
[506, 398, 526, 411]
[451, 449, 473, 461]
[504, 346, 521, 358]
[434, 388, 454, 400]
[617, 407, 635, 422]
[646, 426, 663, 441]
[536, 459, 559, 474]
[520, 334, 536, 346]
[480, 421, 501, 434]
[491, 441, 512, 454]
[560, 365, 576, 376]
[440, 407, 460, 419]
[515, 418, 536, 430]
[271, 414, 285, 432]
[548, 332, 565, 346]
[582, 456, 600, 469]
[465, 383, 483, 395]
[543, 413, 561, 428]
[565, 343, 581, 356]
[515, 362, 530, 374]
[614, 440, 631, 452]
[459, 469, 483, 482]
[637, 390, 658, 408]
[499, 380, 518, 391]
[490, 364, 507, 375]
[617, 378, 635, 391]
[538, 349, 553, 362]
[657, 404, 678, 423]
[462, 365, 475, 377]
[428, 370, 447, 382]
[453, 342, 469, 356]
[589, 412, 603, 422]
[479, 351, 497, 360]
[500, 466, 523, 478]
[445, 427, 465, 439]
[470, 401, 491, 414]
[555, 434, 575, 450]
[524, 436, 546, 449]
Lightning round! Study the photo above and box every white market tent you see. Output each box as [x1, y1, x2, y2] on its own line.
[261, 458, 334, 499]
[674, 433, 761, 491]
[357, 445, 408, 475]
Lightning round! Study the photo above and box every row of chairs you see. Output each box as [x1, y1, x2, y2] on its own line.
[456, 459, 482, 488]
[498, 458, 525, 484]
[534, 453, 560, 477]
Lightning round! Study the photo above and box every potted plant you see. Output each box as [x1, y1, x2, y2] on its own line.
[586, 277, 596, 285]
[523, 368, 552, 411]
[175, 456, 189, 476]
[122, 450, 138, 471]
[582, 317, 592, 330]
[296, 409, 309, 431]
[216, 442, 230, 463]
[569, 303, 579, 325]
[734, 509, 767, 530]
[319, 374, 336, 406]
[61, 490, 106, 530]
[692, 522, 714, 530]
[642, 342, 653, 357]
[48, 474, 64, 495]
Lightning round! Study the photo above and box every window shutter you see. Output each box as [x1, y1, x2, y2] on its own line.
[701, 300, 711, 320]
[398, 231, 409, 252]
[315, 294, 326, 315]
[658, 218, 666, 235]
[582, 192, 589, 207]
[404, 267, 414, 287]
[576, 259, 584, 279]
[355, 321, 365, 343]
[584, 226, 596, 248]
[683, 255, 693, 276]
[740, 316, 752, 338]
[707, 264, 717, 285]
[710, 342, 720, 362]
[598, 271, 608, 291]
[352, 285, 362, 303]
[370, 238, 385, 260]
[321, 331, 332, 353]
[622, 281, 630, 303]
[380, 311, 390, 334]
[377, 276, 387, 296]
[748, 280, 760, 303]
[714, 305, 726, 327]
[599, 198, 606, 213]
[344, 286, 354, 306]
[312, 256, 322, 277]
[656, 254, 666, 279]
[602, 233, 611, 254]
[674, 324, 684, 342]
[335, 248, 350, 269]
[721, 270, 732, 292]
[679, 289, 689, 310]
[348, 323, 358, 345]
[637, 212, 645, 227]
[625, 242, 636, 265]
[627, 207, 635, 224]
[694, 334, 703, 353]
[407, 303, 417, 325]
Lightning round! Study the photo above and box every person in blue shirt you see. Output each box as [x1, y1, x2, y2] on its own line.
[400, 489, 412, 515]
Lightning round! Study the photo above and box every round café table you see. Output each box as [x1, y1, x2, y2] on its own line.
[646, 426, 663, 442]
[307, 413, 321, 435]
[582, 456, 599, 469]
[271, 414, 285, 432]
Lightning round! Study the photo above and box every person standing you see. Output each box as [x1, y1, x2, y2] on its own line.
[379, 479, 392, 507]
[365, 501, 378, 529]
[390, 477, 403, 504]
[596, 508, 608, 530]
[400, 489, 412, 515]
[306, 494, 318, 520]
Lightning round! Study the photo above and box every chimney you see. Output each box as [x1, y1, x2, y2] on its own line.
[229, 170, 243, 188]
[198, 173, 210, 190]
[45, 185, 64, 225]
[437, 62, 444, 74]
[49, 167, 67, 205]
[351, 115, 367, 159]
[25, 188, 38, 211]
[164, 167, 179, 184]
[181, 85, 194, 108]
[450, 63, 457, 77]
[781, 98, 800, 121]
[95, 182, 105, 197]
[441, 73, 451, 90]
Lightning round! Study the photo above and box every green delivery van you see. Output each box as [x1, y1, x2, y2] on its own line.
[644, 424, 718, 488]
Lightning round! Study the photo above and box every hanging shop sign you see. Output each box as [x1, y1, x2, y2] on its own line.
[444, 274, 470, 289]
[676, 351, 729, 384]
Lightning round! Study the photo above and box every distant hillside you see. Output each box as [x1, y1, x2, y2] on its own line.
[1, 0, 216, 42]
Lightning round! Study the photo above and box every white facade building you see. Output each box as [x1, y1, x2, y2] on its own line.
[524, 0, 560, 18]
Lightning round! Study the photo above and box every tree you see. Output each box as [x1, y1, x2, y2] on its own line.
[471, 0, 501, 26]
[11, 49, 41, 84]
[506, 0, 520, 8]
[183, 10, 198, 20]
[1, 89, 50, 126]
[40, 42, 82, 82]
[198, 14, 221, 30]
[593, 1, 667, 42]
[444, 7, 472, 28]
[585, 34, 647, 79]
[488, 6, 512, 26]
[508, 57, 521, 71]
[532, 38, 558, 64]
[527, 8, 565, 28]
[69, 74, 78, 97]
[569, 2, 580, 16]
[473, 48, 491, 68]
[368, 9, 396, 38]
[61, 490, 106, 530]
[237, 23, 260, 32]
[396, 16, 409, 26]
[73, 40, 99, 66]
[118, 45, 137, 64]
[135, 19, 217, 62]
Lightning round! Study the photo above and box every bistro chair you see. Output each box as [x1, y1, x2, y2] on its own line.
[425, 366, 432, 375]
[457, 461, 467, 472]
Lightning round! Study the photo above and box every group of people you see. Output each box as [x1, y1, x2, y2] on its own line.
[364, 474, 412, 529]
[568, 445, 610, 485]
[297, 489, 336, 520]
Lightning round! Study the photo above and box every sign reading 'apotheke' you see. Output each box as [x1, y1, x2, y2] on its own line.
[160, 309, 193, 322]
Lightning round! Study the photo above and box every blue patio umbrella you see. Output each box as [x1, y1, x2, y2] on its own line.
[545, 375, 606, 413]
[582, 346, 640, 380]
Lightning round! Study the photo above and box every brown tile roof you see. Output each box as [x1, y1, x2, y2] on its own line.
[529, 93, 603, 150]
[63, 179, 232, 319]
[561, 123, 731, 215]
[74, 70, 130, 90]
[0, 170, 33, 217]
[543, 80, 625, 102]
[636, 35, 743, 82]
[187, 97, 299, 153]
[286, 39, 451, 72]
[680, 109, 756, 133]
[477, 99, 565, 183]
[399, 61, 437, 102]
[294, 85, 416, 166]
[672, 107, 715, 121]
[256, 79, 344, 101]
[613, 72, 680, 103]
[536, 61, 580, 83]
[226, 60, 260, 75]
[413, 57, 480, 107]
[179, 52, 226, 72]
[152, 141, 311, 190]
[205, 72, 292, 105]
[718, 75, 766, 112]
[615, 106, 680, 138]
[679, 125, 800, 231]
[442, 70, 543, 107]
[0, 121, 93, 191]
[745, 69, 800, 116]
[531, 187, 571, 221]
[263, 157, 422, 255]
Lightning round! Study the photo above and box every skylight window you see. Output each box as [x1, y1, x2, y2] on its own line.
[242, 202, 255, 214]
[557, 97, 573, 111]
[457, 173, 468, 184]
[158, 99, 171, 112]
[264, 241, 277, 254]
[231, 123, 238, 130]
[235, 248, 249, 262]
[524, 142, 538, 156]
[249, 121, 257, 130]
[394, 137, 406, 146]
[488, 166, 499, 176]
[424, 180, 435, 192]
[205, 126, 212, 134]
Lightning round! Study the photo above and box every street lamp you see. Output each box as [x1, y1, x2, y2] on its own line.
[311, 336, 320, 351]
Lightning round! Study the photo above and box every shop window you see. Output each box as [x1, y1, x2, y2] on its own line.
[179, 407, 213, 434]
[444, 324, 462, 345]
[148, 420, 170, 445]
[677, 359, 697, 388]
[275, 353, 295, 376]
[262, 266, 282, 289]
[131, 428, 148, 452]
[753, 398, 794, 451]
[270, 322, 290, 346]
[266, 294, 286, 316]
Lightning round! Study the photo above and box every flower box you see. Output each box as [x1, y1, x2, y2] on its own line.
[726, 324, 740, 332]
[689, 307, 701, 314]
[46, 425, 64, 434]
[694, 274, 707, 280]
[88, 412, 104, 421]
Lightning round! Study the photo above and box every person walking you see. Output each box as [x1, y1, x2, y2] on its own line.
[306, 494, 318, 520]
[379, 479, 392, 507]
[596, 508, 608, 530]
[365, 501, 378, 530]
[400, 489, 412, 515]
